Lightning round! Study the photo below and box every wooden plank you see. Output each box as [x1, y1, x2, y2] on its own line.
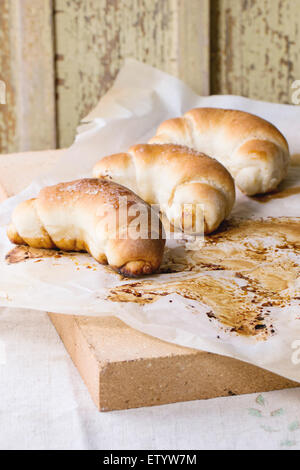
[210, 0, 300, 103]
[0, 0, 56, 153]
[177, 0, 210, 96]
[54, 0, 210, 148]
[50, 313, 298, 412]
[0, 149, 64, 197]
[0, 0, 17, 153]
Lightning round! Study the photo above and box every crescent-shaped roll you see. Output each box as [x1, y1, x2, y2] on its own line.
[93, 144, 235, 234]
[149, 108, 290, 196]
[7, 179, 165, 278]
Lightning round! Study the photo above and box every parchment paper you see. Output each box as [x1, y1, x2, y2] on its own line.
[0, 59, 300, 382]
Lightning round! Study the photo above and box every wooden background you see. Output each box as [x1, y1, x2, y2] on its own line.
[0, 0, 299, 153]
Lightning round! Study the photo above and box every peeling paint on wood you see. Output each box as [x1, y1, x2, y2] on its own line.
[0, 0, 17, 153]
[211, 0, 300, 104]
[0, 0, 56, 153]
[3, 0, 296, 153]
[54, 0, 210, 147]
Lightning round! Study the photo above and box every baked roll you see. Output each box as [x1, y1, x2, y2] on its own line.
[93, 144, 235, 234]
[149, 108, 290, 195]
[7, 179, 165, 277]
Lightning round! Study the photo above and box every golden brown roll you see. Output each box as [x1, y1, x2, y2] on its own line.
[7, 179, 165, 277]
[149, 108, 290, 195]
[93, 144, 235, 234]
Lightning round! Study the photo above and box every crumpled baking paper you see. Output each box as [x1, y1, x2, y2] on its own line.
[0, 59, 300, 382]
